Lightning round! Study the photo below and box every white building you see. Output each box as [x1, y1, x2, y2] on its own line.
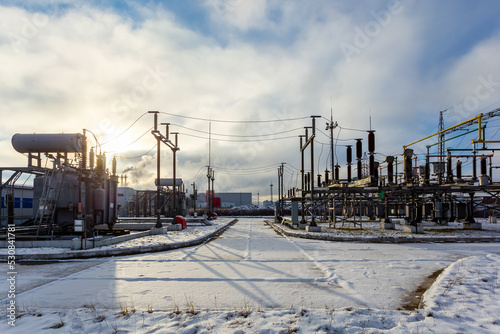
[1, 186, 34, 226]
[117, 187, 136, 217]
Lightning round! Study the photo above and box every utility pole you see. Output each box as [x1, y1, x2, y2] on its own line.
[299, 134, 306, 223]
[211, 169, 215, 213]
[191, 182, 197, 216]
[149, 111, 163, 228]
[326, 109, 338, 179]
[438, 110, 447, 184]
[171, 131, 179, 216]
[207, 166, 211, 217]
[159, 123, 180, 216]
[150, 112, 180, 227]
[270, 183, 273, 203]
[301, 116, 321, 226]
[279, 162, 286, 216]
[277, 167, 281, 216]
[257, 193, 259, 206]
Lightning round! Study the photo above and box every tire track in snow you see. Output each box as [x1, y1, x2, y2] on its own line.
[179, 220, 239, 261]
[244, 221, 252, 261]
[268, 222, 364, 303]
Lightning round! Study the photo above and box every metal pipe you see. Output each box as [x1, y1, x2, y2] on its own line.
[403, 114, 483, 150]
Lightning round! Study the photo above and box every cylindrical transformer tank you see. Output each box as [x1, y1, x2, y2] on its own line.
[12, 133, 84, 153]
[94, 188, 106, 211]
[155, 178, 184, 187]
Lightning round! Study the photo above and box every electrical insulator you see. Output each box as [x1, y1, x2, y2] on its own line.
[356, 139, 362, 159]
[89, 147, 95, 169]
[386, 156, 394, 183]
[456, 160, 462, 180]
[368, 131, 375, 153]
[369, 154, 375, 176]
[112, 156, 117, 175]
[481, 156, 487, 175]
[346, 145, 352, 164]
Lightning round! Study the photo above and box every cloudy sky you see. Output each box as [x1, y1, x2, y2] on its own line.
[1, 0, 500, 202]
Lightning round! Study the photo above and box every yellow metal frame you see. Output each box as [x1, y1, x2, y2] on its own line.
[403, 113, 499, 149]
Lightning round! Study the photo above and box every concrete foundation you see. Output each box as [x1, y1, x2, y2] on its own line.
[291, 201, 299, 226]
[380, 222, 395, 230]
[490, 216, 497, 224]
[167, 224, 181, 231]
[306, 226, 321, 232]
[463, 223, 482, 230]
[403, 224, 424, 234]
[298, 223, 307, 230]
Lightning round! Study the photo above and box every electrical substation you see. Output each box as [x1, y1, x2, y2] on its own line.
[0, 111, 216, 249]
[0, 108, 499, 247]
[275, 109, 500, 233]
[0, 131, 119, 238]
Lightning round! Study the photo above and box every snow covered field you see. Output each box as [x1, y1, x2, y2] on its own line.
[0, 218, 235, 256]
[1, 218, 499, 333]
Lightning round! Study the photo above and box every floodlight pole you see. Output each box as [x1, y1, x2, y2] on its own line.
[270, 183, 273, 203]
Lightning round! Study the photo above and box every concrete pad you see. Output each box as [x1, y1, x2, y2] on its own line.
[380, 222, 395, 230]
[298, 223, 307, 230]
[166, 224, 181, 231]
[403, 225, 424, 234]
[151, 227, 170, 234]
[463, 223, 482, 230]
[306, 226, 321, 232]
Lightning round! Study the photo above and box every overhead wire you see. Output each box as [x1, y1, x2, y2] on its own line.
[104, 127, 153, 153]
[160, 111, 310, 123]
[170, 123, 304, 138]
[84, 129, 102, 154]
[100, 112, 148, 146]
[116, 144, 156, 159]
[177, 132, 298, 142]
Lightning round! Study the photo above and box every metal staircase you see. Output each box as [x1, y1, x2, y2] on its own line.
[35, 169, 65, 237]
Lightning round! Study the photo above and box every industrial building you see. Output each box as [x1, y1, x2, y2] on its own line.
[0, 186, 34, 226]
[196, 192, 252, 208]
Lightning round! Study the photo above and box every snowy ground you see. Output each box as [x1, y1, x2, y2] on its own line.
[1, 218, 499, 333]
[0, 218, 234, 256]
[286, 217, 500, 240]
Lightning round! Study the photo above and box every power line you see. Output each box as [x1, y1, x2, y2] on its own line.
[116, 144, 156, 159]
[178, 132, 298, 142]
[84, 128, 102, 153]
[104, 127, 153, 153]
[212, 163, 281, 171]
[101, 112, 148, 146]
[171, 123, 304, 138]
[160, 111, 310, 123]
